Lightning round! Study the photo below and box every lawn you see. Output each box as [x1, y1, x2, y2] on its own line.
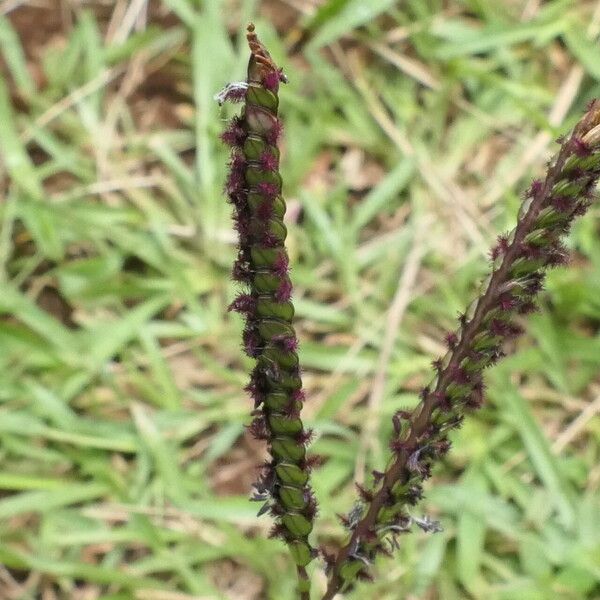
[0, 1, 599, 599]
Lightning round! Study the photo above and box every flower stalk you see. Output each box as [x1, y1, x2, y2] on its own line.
[321, 102, 600, 598]
[219, 24, 317, 599]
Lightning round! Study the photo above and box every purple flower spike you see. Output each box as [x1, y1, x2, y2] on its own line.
[219, 24, 317, 590]
[321, 102, 600, 600]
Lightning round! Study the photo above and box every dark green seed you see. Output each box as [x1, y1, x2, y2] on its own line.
[523, 229, 547, 246]
[279, 485, 307, 510]
[471, 332, 500, 352]
[272, 437, 306, 461]
[263, 346, 298, 370]
[264, 392, 289, 411]
[245, 166, 282, 187]
[246, 85, 279, 112]
[282, 513, 312, 537]
[276, 372, 303, 390]
[377, 505, 401, 524]
[276, 462, 309, 486]
[446, 382, 472, 401]
[509, 257, 544, 278]
[243, 136, 267, 159]
[269, 414, 303, 436]
[271, 195, 286, 218]
[268, 219, 287, 242]
[534, 206, 567, 229]
[251, 247, 280, 267]
[248, 193, 286, 219]
[256, 298, 294, 320]
[339, 560, 364, 581]
[258, 319, 295, 339]
[289, 540, 313, 567]
[551, 180, 583, 197]
[254, 272, 281, 293]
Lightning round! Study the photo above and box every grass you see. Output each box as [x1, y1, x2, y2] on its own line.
[0, 1, 599, 599]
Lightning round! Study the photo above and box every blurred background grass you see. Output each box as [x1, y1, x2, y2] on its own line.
[0, 1, 599, 599]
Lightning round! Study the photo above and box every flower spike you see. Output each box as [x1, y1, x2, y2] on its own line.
[219, 23, 316, 599]
[321, 102, 600, 599]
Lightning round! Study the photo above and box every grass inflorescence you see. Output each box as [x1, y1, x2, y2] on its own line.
[220, 24, 318, 598]
[321, 101, 600, 599]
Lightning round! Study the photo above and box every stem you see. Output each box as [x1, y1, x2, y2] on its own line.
[297, 565, 311, 600]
